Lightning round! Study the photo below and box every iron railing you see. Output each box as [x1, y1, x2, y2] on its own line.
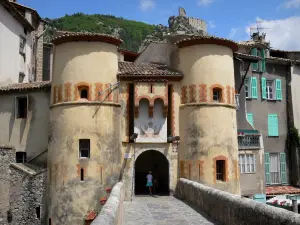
[238, 135, 260, 149]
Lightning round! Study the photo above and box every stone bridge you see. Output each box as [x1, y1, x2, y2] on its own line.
[90, 179, 300, 225]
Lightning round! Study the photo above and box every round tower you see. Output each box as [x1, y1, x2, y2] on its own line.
[48, 32, 123, 224]
[175, 36, 240, 194]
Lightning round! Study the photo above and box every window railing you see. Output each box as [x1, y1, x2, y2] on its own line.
[238, 135, 260, 149]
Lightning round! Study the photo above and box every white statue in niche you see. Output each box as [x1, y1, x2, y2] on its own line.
[140, 120, 162, 138]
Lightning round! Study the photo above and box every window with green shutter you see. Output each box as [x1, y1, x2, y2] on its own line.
[276, 79, 282, 100]
[261, 49, 266, 72]
[251, 77, 257, 99]
[280, 153, 287, 184]
[251, 48, 258, 71]
[261, 77, 266, 99]
[247, 113, 254, 127]
[268, 114, 279, 136]
[264, 153, 271, 185]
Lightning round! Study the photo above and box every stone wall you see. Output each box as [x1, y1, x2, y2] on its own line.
[91, 182, 124, 225]
[175, 178, 300, 225]
[9, 164, 47, 225]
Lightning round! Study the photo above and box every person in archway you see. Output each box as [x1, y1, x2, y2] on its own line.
[146, 171, 153, 195]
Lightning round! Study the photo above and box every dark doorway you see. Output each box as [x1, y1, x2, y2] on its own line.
[135, 150, 169, 195]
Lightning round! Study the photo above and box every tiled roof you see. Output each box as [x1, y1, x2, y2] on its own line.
[10, 2, 42, 21]
[266, 57, 300, 64]
[270, 49, 300, 53]
[52, 31, 123, 46]
[118, 62, 183, 79]
[0, 0, 34, 31]
[175, 35, 239, 52]
[266, 185, 300, 195]
[0, 81, 51, 92]
[234, 52, 262, 61]
[238, 40, 269, 48]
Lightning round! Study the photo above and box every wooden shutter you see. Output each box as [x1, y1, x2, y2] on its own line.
[264, 153, 271, 185]
[261, 49, 266, 72]
[273, 114, 279, 136]
[247, 113, 254, 127]
[280, 153, 287, 184]
[268, 114, 273, 136]
[251, 77, 257, 99]
[251, 48, 258, 71]
[268, 114, 279, 136]
[276, 79, 282, 100]
[261, 77, 266, 99]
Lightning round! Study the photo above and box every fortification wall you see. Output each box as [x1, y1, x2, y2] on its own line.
[175, 179, 300, 225]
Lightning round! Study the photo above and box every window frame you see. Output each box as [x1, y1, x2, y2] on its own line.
[216, 160, 225, 181]
[19, 35, 26, 55]
[244, 78, 251, 99]
[239, 154, 256, 174]
[269, 153, 280, 184]
[79, 139, 90, 159]
[266, 79, 275, 100]
[16, 152, 26, 163]
[212, 88, 222, 102]
[15, 95, 28, 119]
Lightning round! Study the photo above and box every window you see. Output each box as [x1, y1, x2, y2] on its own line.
[251, 77, 257, 98]
[247, 113, 254, 127]
[15, 96, 28, 119]
[244, 78, 251, 98]
[79, 139, 90, 158]
[18, 72, 25, 83]
[251, 48, 266, 72]
[239, 154, 255, 173]
[213, 88, 222, 102]
[266, 80, 274, 100]
[36, 206, 40, 219]
[265, 153, 287, 185]
[80, 168, 84, 181]
[19, 35, 26, 55]
[49, 218, 51, 225]
[216, 160, 225, 181]
[268, 114, 279, 136]
[80, 89, 88, 99]
[16, 152, 26, 163]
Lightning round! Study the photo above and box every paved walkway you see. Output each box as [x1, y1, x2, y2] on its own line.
[123, 196, 217, 225]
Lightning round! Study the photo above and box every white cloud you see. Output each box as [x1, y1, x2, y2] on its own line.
[197, 0, 214, 7]
[139, 0, 155, 12]
[208, 21, 216, 29]
[245, 17, 300, 51]
[228, 28, 239, 39]
[282, 0, 300, 8]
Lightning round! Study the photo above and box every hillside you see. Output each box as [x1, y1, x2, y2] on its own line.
[44, 13, 156, 52]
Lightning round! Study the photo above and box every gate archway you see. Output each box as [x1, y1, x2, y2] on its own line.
[134, 150, 169, 195]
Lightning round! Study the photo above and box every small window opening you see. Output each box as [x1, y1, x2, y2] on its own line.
[7, 210, 12, 223]
[150, 84, 153, 93]
[216, 160, 225, 181]
[213, 88, 222, 102]
[79, 139, 90, 158]
[16, 96, 28, 118]
[36, 206, 40, 219]
[49, 218, 51, 225]
[80, 88, 88, 99]
[16, 152, 26, 163]
[81, 168, 84, 181]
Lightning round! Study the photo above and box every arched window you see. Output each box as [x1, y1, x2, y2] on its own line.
[80, 88, 88, 99]
[213, 88, 222, 102]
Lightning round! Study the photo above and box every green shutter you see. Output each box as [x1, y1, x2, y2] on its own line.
[276, 79, 282, 100]
[261, 77, 266, 99]
[280, 153, 287, 184]
[265, 153, 271, 185]
[247, 113, 254, 127]
[251, 77, 257, 99]
[261, 49, 266, 72]
[251, 48, 258, 71]
[268, 114, 279, 136]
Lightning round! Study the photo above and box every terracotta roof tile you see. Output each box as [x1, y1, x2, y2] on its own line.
[175, 35, 239, 52]
[234, 52, 262, 61]
[266, 57, 300, 64]
[238, 40, 269, 48]
[118, 62, 183, 78]
[52, 31, 123, 46]
[0, 81, 51, 92]
[266, 185, 300, 195]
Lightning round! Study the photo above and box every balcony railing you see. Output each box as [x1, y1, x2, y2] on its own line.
[238, 135, 260, 149]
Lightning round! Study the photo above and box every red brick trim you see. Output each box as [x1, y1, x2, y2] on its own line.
[125, 84, 130, 142]
[232, 87, 235, 105]
[64, 83, 71, 102]
[189, 85, 196, 103]
[226, 85, 231, 104]
[171, 85, 175, 136]
[57, 84, 62, 103]
[209, 84, 225, 103]
[105, 84, 113, 102]
[53, 86, 57, 104]
[213, 155, 229, 184]
[181, 86, 187, 104]
[74, 82, 92, 101]
[199, 84, 207, 102]
[94, 83, 103, 101]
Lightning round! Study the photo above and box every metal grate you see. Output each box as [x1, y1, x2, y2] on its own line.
[238, 135, 260, 149]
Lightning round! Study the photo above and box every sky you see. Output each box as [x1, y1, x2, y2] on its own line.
[18, 0, 300, 50]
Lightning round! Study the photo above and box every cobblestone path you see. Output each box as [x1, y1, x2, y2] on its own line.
[123, 196, 217, 225]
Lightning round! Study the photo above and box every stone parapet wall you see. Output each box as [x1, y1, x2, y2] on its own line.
[91, 182, 124, 225]
[175, 178, 300, 225]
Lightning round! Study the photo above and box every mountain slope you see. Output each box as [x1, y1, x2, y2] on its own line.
[44, 13, 156, 52]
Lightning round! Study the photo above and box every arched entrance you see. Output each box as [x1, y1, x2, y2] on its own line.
[135, 150, 169, 195]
